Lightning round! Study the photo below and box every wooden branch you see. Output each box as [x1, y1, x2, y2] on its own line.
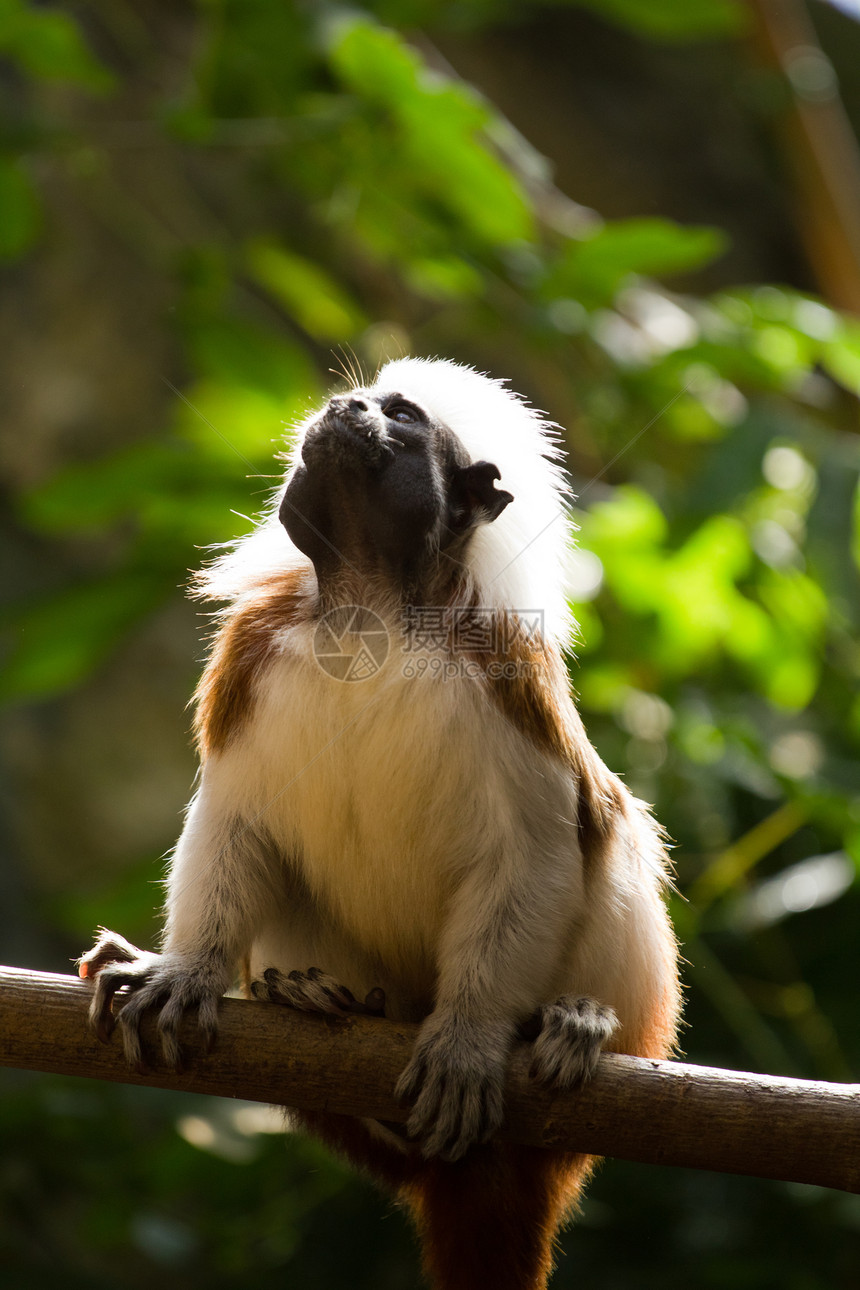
[1, 966, 858, 1193]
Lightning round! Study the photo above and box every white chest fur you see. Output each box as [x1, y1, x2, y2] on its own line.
[202, 621, 582, 979]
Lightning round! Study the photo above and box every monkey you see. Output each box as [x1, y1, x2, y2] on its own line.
[79, 357, 681, 1290]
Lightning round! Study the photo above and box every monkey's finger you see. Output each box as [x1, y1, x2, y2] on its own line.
[88, 988, 118, 1044]
[403, 1073, 447, 1144]
[197, 992, 220, 1053]
[423, 1087, 467, 1161]
[431, 1077, 502, 1162]
[257, 967, 363, 1015]
[393, 1056, 428, 1107]
[304, 968, 363, 1011]
[112, 993, 150, 1071]
[88, 972, 142, 1043]
[156, 994, 188, 1070]
[78, 930, 144, 980]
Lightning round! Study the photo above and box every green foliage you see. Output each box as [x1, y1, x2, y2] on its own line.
[0, 0, 113, 89]
[329, 16, 533, 246]
[544, 217, 728, 309]
[245, 240, 368, 343]
[0, 156, 40, 259]
[1, 0, 859, 1285]
[569, 0, 748, 41]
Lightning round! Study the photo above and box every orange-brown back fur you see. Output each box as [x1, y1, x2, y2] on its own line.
[193, 566, 313, 758]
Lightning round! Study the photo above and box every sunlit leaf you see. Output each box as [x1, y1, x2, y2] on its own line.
[760, 650, 820, 711]
[580, 484, 668, 549]
[245, 240, 367, 342]
[328, 16, 533, 245]
[170, 380, 301, 469]
[822, 324, 860, 395]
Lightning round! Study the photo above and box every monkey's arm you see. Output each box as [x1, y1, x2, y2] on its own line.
[80, 777, 275, 1068]
[395, 823, 606, 1162]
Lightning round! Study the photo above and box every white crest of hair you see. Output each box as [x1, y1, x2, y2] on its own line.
[374, 358, 573, 645]
[196, 356, 574, 646]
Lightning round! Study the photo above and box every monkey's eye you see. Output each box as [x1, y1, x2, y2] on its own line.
[384, 400, 424, 426]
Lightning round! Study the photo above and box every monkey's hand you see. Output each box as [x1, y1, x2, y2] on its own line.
[251, 966, 386, 1017]
[395, 1013, 509, 1162]
[78, 929, 225, 1070]
[523, 994, 618, 1087]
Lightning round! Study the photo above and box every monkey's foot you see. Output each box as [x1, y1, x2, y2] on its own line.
[251, 966, 386, 1018]
[78, 928, 226, 1070]
[523, 994, 618, 1087]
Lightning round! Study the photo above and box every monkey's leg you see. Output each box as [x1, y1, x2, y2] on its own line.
[251, 966, 386, 1017]
[523, 994, 618, 1087]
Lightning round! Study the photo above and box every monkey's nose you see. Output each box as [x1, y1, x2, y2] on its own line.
[330, 394, 369, 415]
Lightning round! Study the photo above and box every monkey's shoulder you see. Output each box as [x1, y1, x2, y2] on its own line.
[192, 566, 316, 759]
[470, 628, 630, 871]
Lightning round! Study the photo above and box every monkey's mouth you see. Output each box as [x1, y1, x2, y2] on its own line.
[301, 406, 394, 474]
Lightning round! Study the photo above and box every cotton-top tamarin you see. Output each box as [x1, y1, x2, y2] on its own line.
[80, 358, 681, 1290]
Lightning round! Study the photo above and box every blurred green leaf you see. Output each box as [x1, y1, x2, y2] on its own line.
[402, 253, 483, 300]
[0, 155, 41, 259]
[19, 441, 196, 536]
[245, 240, 368, 342]
[822, 322, 860, 396]
[329, 16, 533, 245]
[570, 0, 747, 41]
[186, 318, 316, 403]
[0, 573, 165, 703]
[0, 0, 114, 89]
[546, 218, 727, 309]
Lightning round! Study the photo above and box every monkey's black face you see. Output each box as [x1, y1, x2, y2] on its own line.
[280, 390, 513, 598]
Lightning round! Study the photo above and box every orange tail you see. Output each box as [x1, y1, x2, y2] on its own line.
[296, 1111, 594, 1290]
[403, 1145, 596, 1290]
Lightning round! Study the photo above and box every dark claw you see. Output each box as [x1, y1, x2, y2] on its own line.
[362, 987, 386, 1017]
[254, 966, 385, 1018]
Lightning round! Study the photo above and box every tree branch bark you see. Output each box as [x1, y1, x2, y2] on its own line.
[1, 966, 858, 1193]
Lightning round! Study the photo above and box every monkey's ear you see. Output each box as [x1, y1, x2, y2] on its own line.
[449, 461, 514, 530]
